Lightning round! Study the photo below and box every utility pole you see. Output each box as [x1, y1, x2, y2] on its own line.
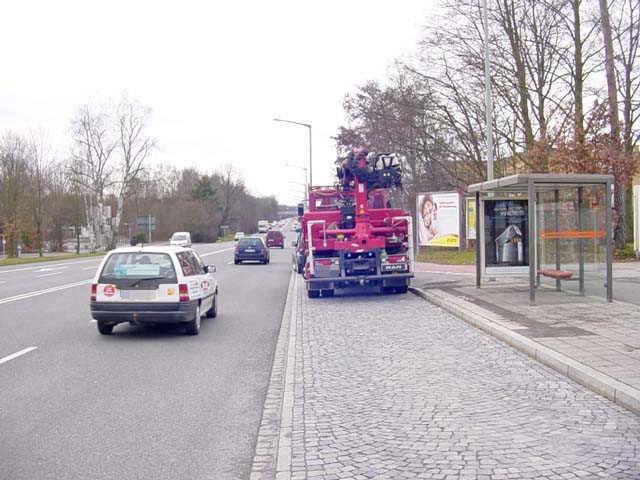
[483, 0, 494, 181]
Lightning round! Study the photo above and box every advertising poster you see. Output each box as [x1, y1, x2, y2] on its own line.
[466, 197, 476, 240]
[483, 199, 529, 275]
[417, 192, 460, 247]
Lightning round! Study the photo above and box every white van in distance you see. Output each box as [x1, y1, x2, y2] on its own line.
[170, 232, 192, 247]
[258, 221, 269, 233]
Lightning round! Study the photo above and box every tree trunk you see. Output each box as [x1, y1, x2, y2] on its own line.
[600, 0, 624, 248]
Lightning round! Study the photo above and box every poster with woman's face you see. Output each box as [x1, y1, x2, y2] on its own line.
[416, 192, 460, 247]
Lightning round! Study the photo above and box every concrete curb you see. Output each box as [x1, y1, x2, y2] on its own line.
[250, 271, 297, 480]
[410, 286, 640, 416]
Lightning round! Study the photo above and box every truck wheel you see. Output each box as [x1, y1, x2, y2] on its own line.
[97, 322, 114, 335]
[307, 290, 320, 299]
[321, 289, 334, 297]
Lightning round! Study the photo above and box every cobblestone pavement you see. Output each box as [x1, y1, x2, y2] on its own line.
[256, 276, 640, 480]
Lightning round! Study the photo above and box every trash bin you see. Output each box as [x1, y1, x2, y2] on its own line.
[495, 225, 523, 264]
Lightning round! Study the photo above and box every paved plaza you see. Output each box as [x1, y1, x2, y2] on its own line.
[251, 274, 640, 480]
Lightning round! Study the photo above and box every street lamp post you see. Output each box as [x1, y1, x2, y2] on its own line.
[274, 118, 313, 186]
[483, 0, 494, 181]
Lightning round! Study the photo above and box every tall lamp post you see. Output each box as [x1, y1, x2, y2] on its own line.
[274, 118, 313, 186]
[483, 0, 494, 181]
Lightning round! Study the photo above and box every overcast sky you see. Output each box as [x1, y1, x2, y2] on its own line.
[1, 0, 436, 205]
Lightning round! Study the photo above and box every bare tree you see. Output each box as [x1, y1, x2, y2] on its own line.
[27, 129, 53, 256]
[213, 164, 245, 236]
[112, 95, 156, 247]
[600, 0, 629, 246]
[612, 0, 640, 155]
[0, 132, 30, 257]
[69, 102, 116, 251]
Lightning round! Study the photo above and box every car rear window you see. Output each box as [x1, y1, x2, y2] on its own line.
[267, 231, 282, 239]
[172, 234, 186, 240]
[99, 253, 176, 282]
[238, 238, 263, 248]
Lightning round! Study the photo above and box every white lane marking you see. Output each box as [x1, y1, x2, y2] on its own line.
[35, 266, 69, 273]
[0, 258, 103, 275]
[226, 261, 234, 265]
[36, 272, 63, 278]
[89, 319, 96, 323]
[83, 266, 97, 270]
[200, 248, 234, 257]
[0, 281, 6, 284]
[0, 279, 92, 305]
[0, 346, 37, 366]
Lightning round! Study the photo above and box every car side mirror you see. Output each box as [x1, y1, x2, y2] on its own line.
[206, 265, 216, 273]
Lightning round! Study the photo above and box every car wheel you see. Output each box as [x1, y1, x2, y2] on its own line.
[307, 289, 320, 298]
[206, 293, 218, 318]
[185, 304, 201, 335]
[97, 321, 114, 335]
[234, 259, 240, 265]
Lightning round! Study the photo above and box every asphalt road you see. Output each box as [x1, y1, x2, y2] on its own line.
[0, 222, 298, 480]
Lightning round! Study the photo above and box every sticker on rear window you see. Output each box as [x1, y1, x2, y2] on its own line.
[103, 285, 116, 297]
[113, 264, 161, 277]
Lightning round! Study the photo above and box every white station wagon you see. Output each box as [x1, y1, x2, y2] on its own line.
[90, 246, 218, 335]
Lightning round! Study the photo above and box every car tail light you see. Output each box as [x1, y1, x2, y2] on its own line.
[261, 248, 266, 254]
[235, 247, 239, 254]
[90, 284, 97, 302]
[179, 284, 190, 302]
[315, 259, 332, 266]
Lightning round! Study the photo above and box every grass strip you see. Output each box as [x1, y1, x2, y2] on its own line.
[0, 252, 104, 267]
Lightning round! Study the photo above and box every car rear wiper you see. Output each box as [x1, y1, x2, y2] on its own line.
[129, 276, 166, 287]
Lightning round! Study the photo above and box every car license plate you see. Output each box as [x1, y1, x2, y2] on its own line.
[245, 249, 255, 253]
[120, 289, 156, 300]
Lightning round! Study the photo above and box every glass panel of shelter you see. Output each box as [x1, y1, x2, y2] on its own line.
[536, 185, 607, 300]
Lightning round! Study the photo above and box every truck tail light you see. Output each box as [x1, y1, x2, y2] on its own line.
[179, 284, 190, 302]
[315, 259, 332, 266]
[90, 284, 97, 302]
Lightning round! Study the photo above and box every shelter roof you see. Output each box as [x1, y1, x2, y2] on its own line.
[468, 173, 614, 194]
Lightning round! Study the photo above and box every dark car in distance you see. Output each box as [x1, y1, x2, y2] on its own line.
[266, 230, 284, 248]
[234, 236, 270, 264]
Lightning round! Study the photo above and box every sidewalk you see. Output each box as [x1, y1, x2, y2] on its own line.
[251, 271, 640, 480]
[411, 262, 640, 416]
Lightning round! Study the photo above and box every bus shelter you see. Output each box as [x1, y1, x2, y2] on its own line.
[468, 174, 614, 304]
